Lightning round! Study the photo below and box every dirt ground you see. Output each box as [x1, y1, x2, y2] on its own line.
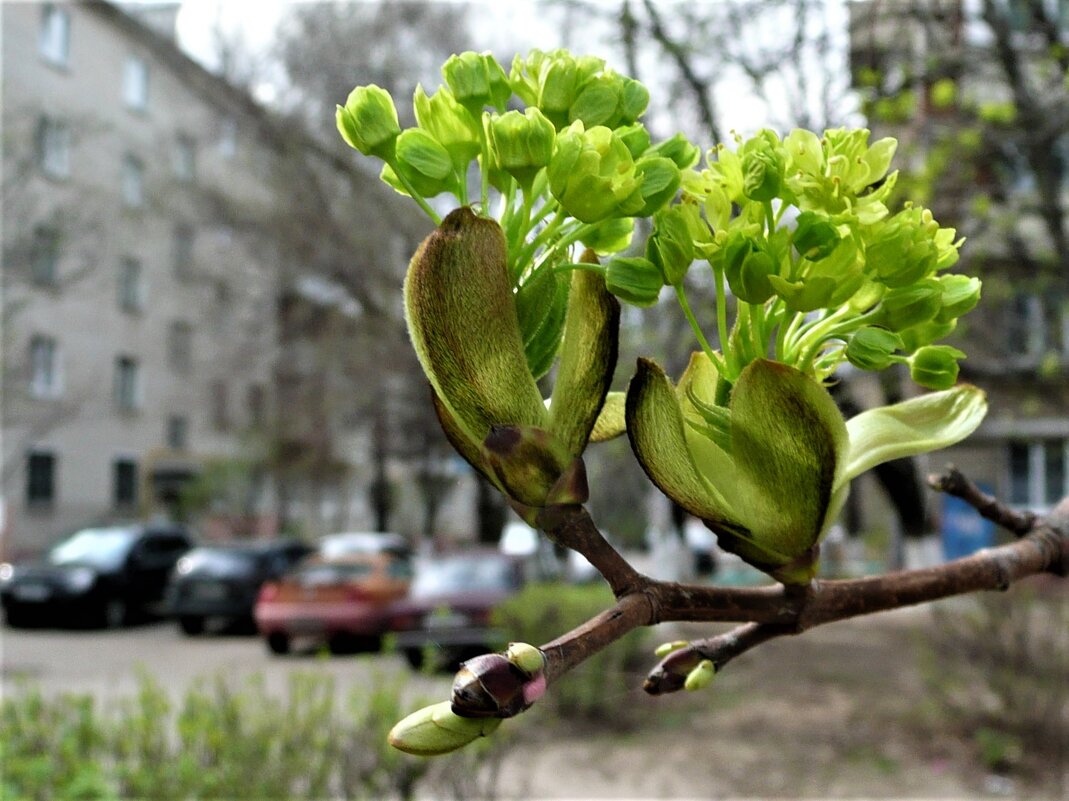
[491, 606, 1068, 800]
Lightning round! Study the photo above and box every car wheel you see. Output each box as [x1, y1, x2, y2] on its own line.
[266, 632, 291, 655]
[102, 599, 128, 629]
[403, 647, 425, 671]
[178, 615, 205, 636]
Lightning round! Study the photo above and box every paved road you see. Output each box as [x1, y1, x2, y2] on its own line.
[1, 621, 451, 704]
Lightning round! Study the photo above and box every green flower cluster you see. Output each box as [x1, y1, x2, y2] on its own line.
[338, 50, 697, 391]
[619, 127, 980, 392]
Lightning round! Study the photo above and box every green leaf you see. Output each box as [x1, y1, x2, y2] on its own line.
[841, 385, 987, 486]
[405, 209, 547, 448]
[549, 259, 620, 456]
[626, 359, 733, 524]
[728, 359, 847, 563]
[589, 391, 626, 442]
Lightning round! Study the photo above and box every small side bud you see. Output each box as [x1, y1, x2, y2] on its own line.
[683, 659, 716, 692]
[505, 642, 546, 676]
[654, 640, 690, 658]
[909, 345, 965, 390]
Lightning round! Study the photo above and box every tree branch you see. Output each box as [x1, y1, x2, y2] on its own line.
[452, 467, 1068, 716]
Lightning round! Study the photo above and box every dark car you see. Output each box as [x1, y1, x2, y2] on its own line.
[166, 539, 313, 636]
[0, 524, 193, 629]
[387, 551, 526, 670]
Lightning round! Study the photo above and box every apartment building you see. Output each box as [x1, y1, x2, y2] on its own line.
[1, 2, 282, 556]
[848, 0, 1069, 514]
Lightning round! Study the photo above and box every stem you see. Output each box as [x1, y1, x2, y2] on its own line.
[712, 263, 733, 374]
[676, 284, 726, 375]
[383, 158, 442, 225]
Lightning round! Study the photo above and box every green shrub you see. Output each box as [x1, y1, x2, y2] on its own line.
[493, 581, 651, 725]
[1, 670, 512, 801]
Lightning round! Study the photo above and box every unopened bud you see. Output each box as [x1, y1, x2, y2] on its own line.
[505, 642, 546, 676]
[336, 85, 400, 160]
[684, 659, 716, 692]
[388, 701, 502, 756]
[909, 345, 965, 390]
[654, 640, 690, 657]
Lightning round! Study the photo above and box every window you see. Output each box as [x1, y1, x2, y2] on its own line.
[1008, 439, 1068, 510]
[167, 415, 189, 450]
[122, 155, 144, 208]
[118, 257, 143, 312]
[210, 380, 229, 431]
[31, 226, 60, 286]
[173, 224, 194, 277]
[36, 117, 70, 179]
[1005, 292, 1069, 360]
[167, 321, 192, 372]
[247, 383, 266, 426]
[26, 451, 56, 506]
[113, 458, 138, 507]
[115, 355, 142, 411]
[219, 117, 237, 159]
[39, 4, 70, 67]
[174, 135, 196, 181]
[122, 56, 149, 111]
[29, 335, 62, 398]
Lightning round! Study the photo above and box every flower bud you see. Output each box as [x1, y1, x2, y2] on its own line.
[845, 327, 903, 371]
[740, 131, 786, 202]
[441, 51, 511, 113]
[875, 280, 942, 331]
[726, 247, 775, 305]
[648, 132, 701, 170]
[934, 274, 981, 324]
[865, 207, 939, 288]
[898, 318, 957, 352]
[910, 345, 965, 390]
[336, 85, 401, 160]
[579, 217, 634, 254]
[616, 122, 652, 159]
[646, 206, 694, 286]
[388, 701, 502, 756]
[684, 660, 716, 692]
[382, 128, 457, 199]
[487, 108, 556, 191]
[793, 212, 841, 261]
[568, 71, 649, 129]
[633, 157, 681, 218]
[548, 124, 643, 222]
[413, 85, 482, 174]
[604, 256, 663, 306]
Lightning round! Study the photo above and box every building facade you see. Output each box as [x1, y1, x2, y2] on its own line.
[2, 2, 281, 556]
[848, 0, 1069, 517]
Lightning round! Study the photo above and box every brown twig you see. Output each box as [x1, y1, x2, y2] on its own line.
[450, 468, 1069, 716]
[927, 463, 1037, 535]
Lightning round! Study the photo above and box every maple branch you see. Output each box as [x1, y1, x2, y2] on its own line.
[453, 467, 1069, 715]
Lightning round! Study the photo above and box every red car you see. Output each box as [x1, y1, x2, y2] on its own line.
[387, 551, 526, 670]
[254, 552, 412, 655]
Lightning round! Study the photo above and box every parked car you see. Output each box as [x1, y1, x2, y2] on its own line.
[317, 531, 412, 560]
[0, 524, 193, 628]
[388, 551, 527, 670]
[253, 552, 412, 655]
[166, 539, 313, 636]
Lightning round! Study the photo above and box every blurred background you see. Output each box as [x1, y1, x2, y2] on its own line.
[1, 1, 1067, 799]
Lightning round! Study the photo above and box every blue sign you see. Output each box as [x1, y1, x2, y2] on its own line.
[941, 490, 996, 561]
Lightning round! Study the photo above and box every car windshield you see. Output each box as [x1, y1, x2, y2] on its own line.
[411, 556, 517, 597]
[49, 527, 139, 571]
[178, 547, 257, 577]
[296, 562, 374, 586]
